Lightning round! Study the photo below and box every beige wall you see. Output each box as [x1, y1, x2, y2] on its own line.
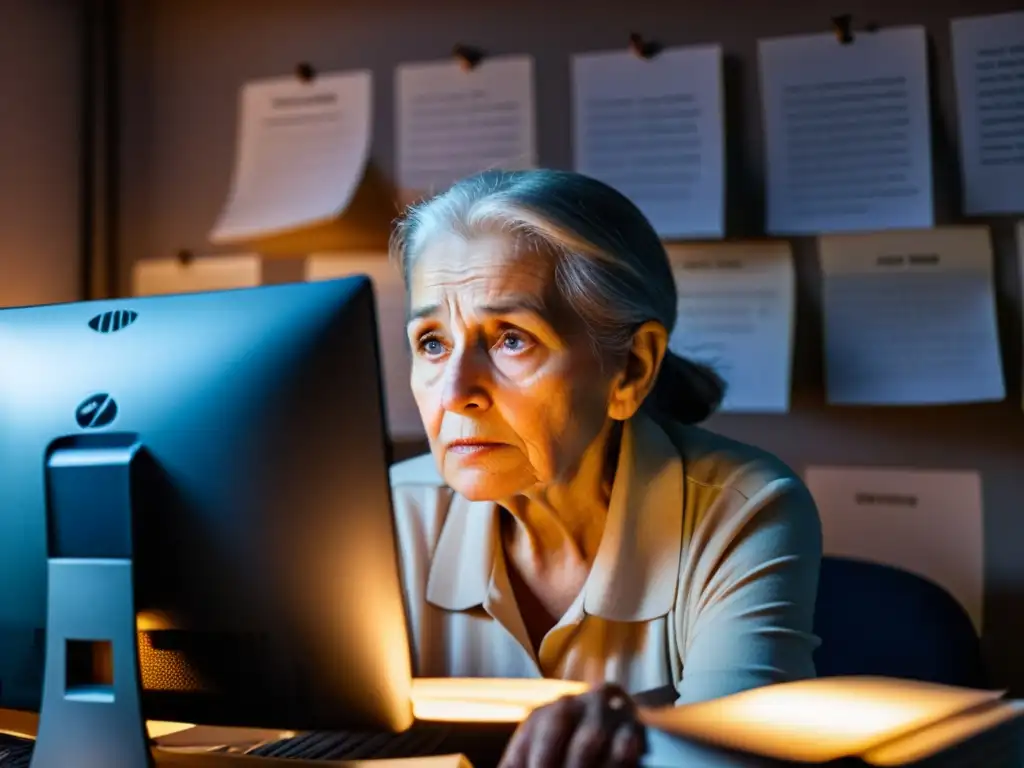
[0, 0, 82, 308]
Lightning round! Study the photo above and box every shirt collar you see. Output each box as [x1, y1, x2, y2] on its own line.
[425, 412, 685, 622]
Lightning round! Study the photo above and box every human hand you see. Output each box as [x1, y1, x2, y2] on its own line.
[498, 683, 644, 768]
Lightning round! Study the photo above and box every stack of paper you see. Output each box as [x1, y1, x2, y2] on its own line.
[640, 677, 1024, 766]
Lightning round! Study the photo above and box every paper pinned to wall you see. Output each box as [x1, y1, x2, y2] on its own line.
[951, 11, 1024, 215]
[304, 253, 422, 439]
[395, 55, 535, 204]
[132, 254, 262, 297]
[805, 465, 984, 632]
[571, 45, 724, 239]
[1019, 222, 1024, 411]
[665, 241, 794, 412]
[820, 227, 1005, 406]
[758, 27, 933, 234]
[209, 70, 372, 243]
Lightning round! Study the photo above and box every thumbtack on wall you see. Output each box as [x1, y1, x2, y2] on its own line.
[832, 14, 855, 44]
[452, 44, 484, 71]
[295, 61, 316, 82]
[628, 33, 662, 60]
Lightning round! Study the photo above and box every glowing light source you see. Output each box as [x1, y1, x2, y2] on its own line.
[410, 678, 589, 723]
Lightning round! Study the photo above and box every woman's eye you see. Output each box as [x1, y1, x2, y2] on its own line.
[498, 331, 532, 354]
[418, 336, 446, 357]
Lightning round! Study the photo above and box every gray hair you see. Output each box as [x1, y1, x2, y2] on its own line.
[390, 169, 724, 424]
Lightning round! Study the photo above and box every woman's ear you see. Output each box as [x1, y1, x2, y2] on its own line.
[607, 321, 667, 421]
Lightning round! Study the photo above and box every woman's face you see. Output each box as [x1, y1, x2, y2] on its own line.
[406, 232, 615, 501]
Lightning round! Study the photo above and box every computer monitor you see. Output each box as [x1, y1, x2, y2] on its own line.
[0, 278, 414, 764]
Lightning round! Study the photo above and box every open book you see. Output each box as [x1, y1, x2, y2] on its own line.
[639, 677, 1023, 767]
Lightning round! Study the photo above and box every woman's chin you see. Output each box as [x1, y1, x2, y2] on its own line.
[444, 468, 529, 503]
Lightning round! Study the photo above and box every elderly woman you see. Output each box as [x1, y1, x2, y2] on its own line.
[389, 169, 822, 767]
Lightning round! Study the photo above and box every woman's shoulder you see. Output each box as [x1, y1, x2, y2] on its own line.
[389, 452, 446, 489]
[654, 417, 821, 583]
[388, 453, 456, 521]
[388, 454, 455, 561]
[655, 417, 804, 501]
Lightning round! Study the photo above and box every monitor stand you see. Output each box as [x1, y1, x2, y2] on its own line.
[29, 438, 244, 768]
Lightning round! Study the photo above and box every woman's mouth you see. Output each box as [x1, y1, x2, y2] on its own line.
[445, 439, 504, 455]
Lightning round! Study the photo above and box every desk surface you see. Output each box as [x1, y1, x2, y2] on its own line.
[1, 709, 479, 767]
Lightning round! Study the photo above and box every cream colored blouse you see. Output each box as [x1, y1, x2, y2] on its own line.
[389, 412, 822, 705]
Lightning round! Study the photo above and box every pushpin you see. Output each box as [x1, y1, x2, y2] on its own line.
[628, 32, 661, 59]
[452, 44, 483, 71]
[832, 14, 854, 44]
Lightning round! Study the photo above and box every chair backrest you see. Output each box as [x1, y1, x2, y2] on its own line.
[813, 555, 988, 689]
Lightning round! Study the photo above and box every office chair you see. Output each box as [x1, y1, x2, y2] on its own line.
[813, 555, 988, 689]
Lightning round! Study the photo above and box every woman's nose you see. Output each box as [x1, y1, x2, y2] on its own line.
[440, 347, 492, 413]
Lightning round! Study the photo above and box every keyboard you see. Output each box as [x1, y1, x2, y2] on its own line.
[0, 733, 32, 768]
[0, 722, 514, 767]
[251, 724, 452, 760]
[252, 721, 515, 765]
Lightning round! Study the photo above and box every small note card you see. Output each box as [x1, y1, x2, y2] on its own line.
[758, 27, 933, 234]
[396, 55, 535, 204]
[132, 254, 262, 297]
[304, 253, 422, 439]
[571, 45, 724, 239]
[665, 241, 794, 413]
[805, 465, 984, 632]
[819, 227, 1004, 406]
[210, 70, 372, 243]
[951, 11, 1024, 215]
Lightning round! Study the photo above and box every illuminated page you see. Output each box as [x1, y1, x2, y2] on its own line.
[209, 70, 372, 243]
[952, 11, 1024, 215]
[861, 699, 1024, 766]
[572, 45, 724, 239]
[758, 27, 933, 234]
[820, 227, 1004, 405]
[396, 55, 535, 204]
[304, 253, 423, 439]
[640, 676, 1002, 765]
[131, 254, 262, 297]
[805, 466, 984, 633]
[665, 241, 794, 413]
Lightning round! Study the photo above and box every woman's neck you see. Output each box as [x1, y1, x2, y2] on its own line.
[500, 420, 622, 568]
